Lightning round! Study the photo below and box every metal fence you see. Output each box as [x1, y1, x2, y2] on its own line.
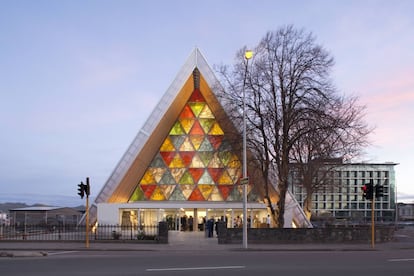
[0, 224, 159, 241]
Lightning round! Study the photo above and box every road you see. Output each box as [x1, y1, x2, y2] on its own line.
[1, 249, 413, 276]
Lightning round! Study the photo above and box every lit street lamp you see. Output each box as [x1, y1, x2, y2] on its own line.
[242, 50, 253, 249]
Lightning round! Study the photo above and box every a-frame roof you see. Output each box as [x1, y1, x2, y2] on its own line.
[87, 48, 311, 227]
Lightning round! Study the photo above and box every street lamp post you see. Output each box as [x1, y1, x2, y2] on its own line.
[242, 50, 253, 249]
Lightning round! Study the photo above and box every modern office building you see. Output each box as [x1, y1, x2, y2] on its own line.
[290, 162, 398, 223]
[91, 49, 311, 229]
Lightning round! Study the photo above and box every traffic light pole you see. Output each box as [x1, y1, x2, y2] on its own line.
[85, 177, 90, 249]
[371, 197, 375, 249]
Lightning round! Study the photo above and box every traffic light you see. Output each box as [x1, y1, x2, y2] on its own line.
[77, 182, 85, 199]
[375, 185, 384, 198]
[361, 182, 374, 200]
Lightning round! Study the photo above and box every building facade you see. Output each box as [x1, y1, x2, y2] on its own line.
[290, 163, 397, 223]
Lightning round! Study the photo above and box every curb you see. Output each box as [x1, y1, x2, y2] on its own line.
[0, 251, 48, 258]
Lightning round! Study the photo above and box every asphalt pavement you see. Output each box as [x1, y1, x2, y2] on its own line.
[2, 227, 414, 257]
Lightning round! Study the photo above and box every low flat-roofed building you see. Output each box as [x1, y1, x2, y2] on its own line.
[9, 206, 83, 226]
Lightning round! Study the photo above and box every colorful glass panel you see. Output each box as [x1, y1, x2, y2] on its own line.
[169, 121, 185, 135]
[189, 135, 204, 150]
[159, 170, 176, 185]
[188, 89, 204, 102]
[160, 152, 176, 166]
[179, 105, 194, 119]
[188, 187, 205, 201]
[129, 187, 145, 202]
[181, 184, 195, 199]
[150, 186, 166, 200]
[199, 105, 214, 119]
[189, 102, 205, 117]
[199, 118, 215, 134]
[169, 153, 185, 168]
[179, 171, 194, 185]
[140, 170, 156, 185]
[209, 122, 224, 135]
[170, 136, 185, 150]
[180, 119, 195, 134]
[160, 137, 175, 151]
[189, 120, 204, 135]
[169, 186, 186, 200]
[129, 88, 260, 203]
[159, 185, 175, 199]
[179, 136, 195, 151]
[208, 135, 223, 150]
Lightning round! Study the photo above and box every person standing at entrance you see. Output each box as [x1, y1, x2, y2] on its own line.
[266, 214, 271, 228]
[207, 217, 214, 237]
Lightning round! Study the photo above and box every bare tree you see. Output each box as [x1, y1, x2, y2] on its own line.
[290, 96, 372, 219]
[217, 25, 370, 227]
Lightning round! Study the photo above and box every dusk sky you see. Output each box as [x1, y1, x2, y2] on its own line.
[1, 0, 413, 206]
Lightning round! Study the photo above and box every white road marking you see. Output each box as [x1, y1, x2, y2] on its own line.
[47, 251, 79, 256]
[388, 258, 414, 262]
[146, 265, 245, 271]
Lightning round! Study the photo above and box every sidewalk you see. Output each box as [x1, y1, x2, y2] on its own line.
[1, 230, 414, 257]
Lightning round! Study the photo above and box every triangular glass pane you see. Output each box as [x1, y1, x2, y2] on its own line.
[208, 135, 223, 150]
[180, 118, 195, 134]
[189, 102, 205, 117]
[181, 184, 195, 199]
[179, 105, 195, 119]
[160, 137, 175, 151]
[188, 187, 205, 201]
[208, 152, 223, 168]
[189, 135, 204, 150]
[148, 168, 166, 183]
[209, 186, 224, 201]
[188, 89, 205, 102]
[179, 171, 194, 185]
[170, 168, 186, 182]
[179, 151, 195, 167]
[199, 104, 215, 119]
[198, 137, 213, 151]
[159, 185, 176, 200]
[218, 186, 232, 200]
[199, 118, 215, 134]
[188, 168, 204, 184]
[189, 120, 204, 135]
[159, 170, 176, 185]
[139, 170, 156, 185]
[198, 170, 214, 184]
[198, 151, 213, 167]
[218, 170, 233, 185]
[141, 184, 157, 200]
[218, 151, 232, 166]
[227, 167, 242, 184]
[129, 186, 145, 202]
[198, 184, 214, 200]
[170, 135, 185, 150]
[227, 186, 242, 201]
[150, 186, 166, 201]
[209, 122, 224, 135]
[169, 185, 186, 201]
[227, 154, 241, 168]
[189, 153, 204, 168]
[169, 153, 185, 168]
[150, 154, 166, 167]
[160, 152, 176, 166]
[207, 168, 222, 183]
[179, 136, 195, 151]
[169, 121, 185, 135]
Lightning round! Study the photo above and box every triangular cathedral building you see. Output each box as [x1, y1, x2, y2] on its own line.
[91, 48, 311, 228]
